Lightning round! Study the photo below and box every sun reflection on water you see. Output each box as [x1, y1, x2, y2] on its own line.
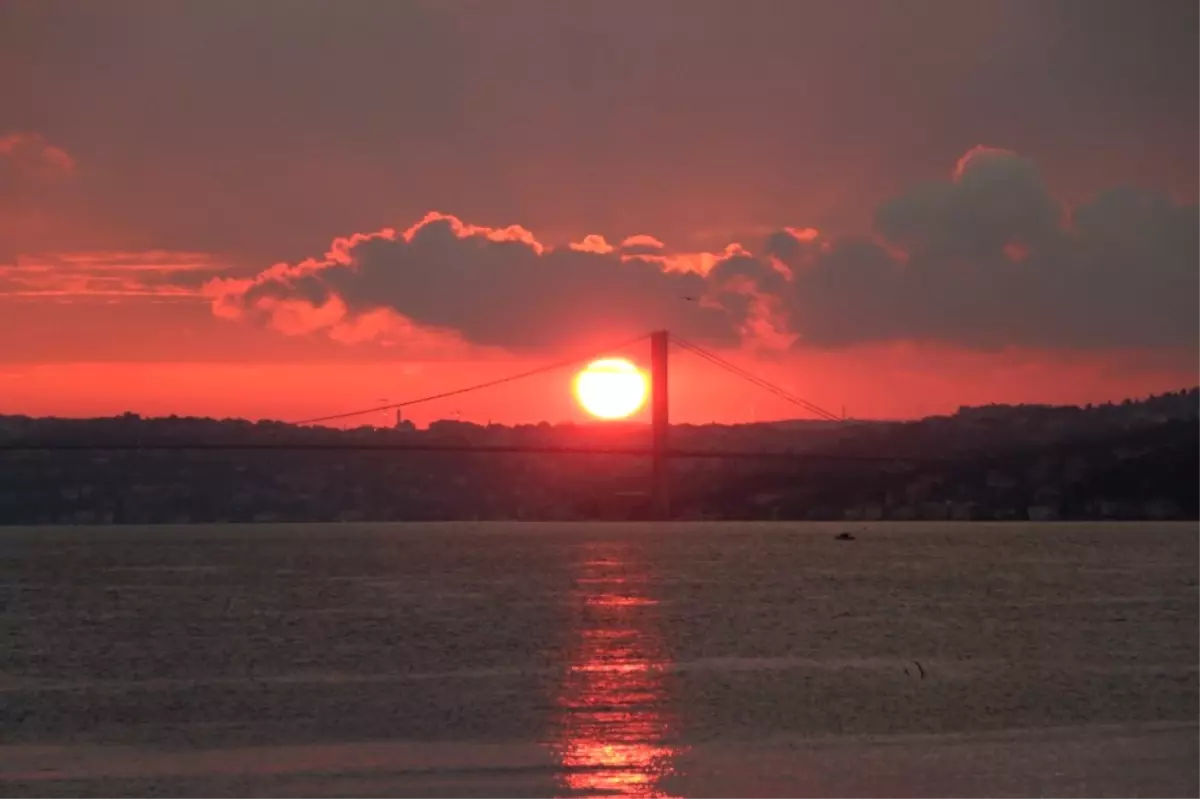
[552, 545, 683, 798]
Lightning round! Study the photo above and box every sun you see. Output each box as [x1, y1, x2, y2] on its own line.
[573, 358, 649, 420]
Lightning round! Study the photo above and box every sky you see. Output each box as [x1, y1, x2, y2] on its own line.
[1, 0, 1197, 425]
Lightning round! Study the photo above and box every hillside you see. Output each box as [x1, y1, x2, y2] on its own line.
[0, 388, 1195, 523]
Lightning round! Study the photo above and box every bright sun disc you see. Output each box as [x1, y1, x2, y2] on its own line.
[574, 358, 648, 420]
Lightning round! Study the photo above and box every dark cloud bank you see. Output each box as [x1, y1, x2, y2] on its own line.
[212, 148, 1198, 353]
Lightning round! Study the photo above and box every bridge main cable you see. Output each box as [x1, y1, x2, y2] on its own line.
[290, 333, 653, 427]
[671, 336, 843, 422]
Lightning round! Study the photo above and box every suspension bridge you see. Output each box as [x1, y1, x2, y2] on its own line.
[3, 330, 940, 519]
[277, 330, 848, 519]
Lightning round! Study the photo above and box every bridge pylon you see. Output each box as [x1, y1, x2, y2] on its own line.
[650, 329, 670, 520]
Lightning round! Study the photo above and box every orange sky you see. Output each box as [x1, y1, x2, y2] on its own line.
[1, 1, 1196, 424]
[1, 343, 1193, 427]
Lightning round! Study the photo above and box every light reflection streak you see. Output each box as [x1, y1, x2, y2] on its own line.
[552, 543, 683, 798]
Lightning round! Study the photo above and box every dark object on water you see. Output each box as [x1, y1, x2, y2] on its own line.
[835, 532, 856, 541]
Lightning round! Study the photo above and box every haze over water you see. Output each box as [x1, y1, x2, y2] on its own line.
[2, 522, 1197, 797]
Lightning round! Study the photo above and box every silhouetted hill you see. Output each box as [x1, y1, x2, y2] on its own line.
[0, 388, 1195, 523]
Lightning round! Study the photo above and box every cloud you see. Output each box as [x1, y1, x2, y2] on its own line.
[2, 0, 1195, 278]
[207, 212, 752, 351]
[0, 132, 82, 264]
[210, 148, 1197, 355]
[569, 234, 614, 255]
[0, 132, 75, 178]
[0, 251, 224, 300]
[780, 147, 1198, 350]
[620, 234, 666, 255]
[875, 145, 1063, 262]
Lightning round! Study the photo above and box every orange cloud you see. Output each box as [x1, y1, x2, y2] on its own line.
[626, 242, 751, 276]
[327, 307, 472, 354]
[620, 234, 665, 250]
[207, 211, 751, 352]
[201, 148, 1197, 358]
[254, 294, 348, 336]
[0, 251, 224, 299]
[204, 261, 472, 356]
[203, 276, 254, 319]
[401, 211, 545, 254]
[0, 132, 75, 177]
[325, 229, 398, 265]
[783, 226, 819, 242]
[953, 144, 1017, 181]
[569, 234, 614, 254]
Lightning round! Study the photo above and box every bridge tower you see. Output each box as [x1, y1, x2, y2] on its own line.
[650, 329, 670, 520]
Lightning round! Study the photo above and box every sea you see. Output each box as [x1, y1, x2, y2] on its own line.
[1, 521, 1197, 797]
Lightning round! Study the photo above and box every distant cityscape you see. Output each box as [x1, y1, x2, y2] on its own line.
[1, 388, 1196, 524]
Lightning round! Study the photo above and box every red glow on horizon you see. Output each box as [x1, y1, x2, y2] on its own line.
[0, 340, 1194, 426]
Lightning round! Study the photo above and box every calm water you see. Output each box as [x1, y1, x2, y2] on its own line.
[1, 522, 1197, 797]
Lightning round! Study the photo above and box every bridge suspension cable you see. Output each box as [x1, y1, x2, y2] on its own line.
[290, 333, 652, 427]
[671, 336, 844, 423]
